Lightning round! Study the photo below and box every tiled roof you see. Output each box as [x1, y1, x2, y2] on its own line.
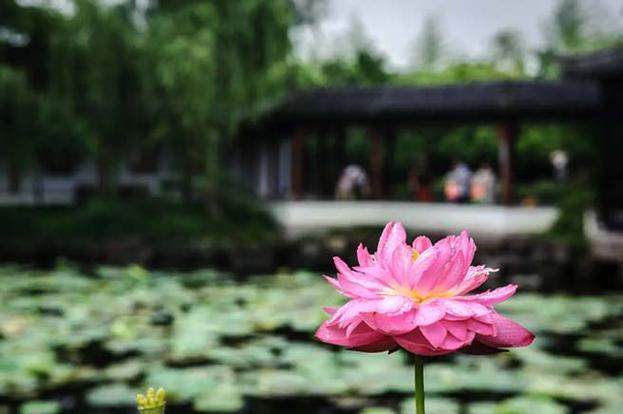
[254, 81, 600, 128]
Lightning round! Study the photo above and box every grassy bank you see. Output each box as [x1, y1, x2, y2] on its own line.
[0, 196, 279, 251]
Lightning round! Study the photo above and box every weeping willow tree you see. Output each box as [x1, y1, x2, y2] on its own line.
[47, 0, 143, 191]
[0, 1, 53, 188]
[2, 0, 153, 193]
[2, 0, 297, 201]
[0, 66, 35, 190]
[141, 0, 293, 202]
[0, 2, 92, 200]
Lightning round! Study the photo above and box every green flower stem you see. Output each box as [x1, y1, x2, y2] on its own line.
[414, 355, 425, 414]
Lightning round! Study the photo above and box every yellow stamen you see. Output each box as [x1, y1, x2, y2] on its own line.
[412, 249, 420, 262]
[384, 286, 454, 303]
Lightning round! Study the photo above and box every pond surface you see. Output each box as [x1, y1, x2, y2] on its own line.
[0, 265, 621, 414]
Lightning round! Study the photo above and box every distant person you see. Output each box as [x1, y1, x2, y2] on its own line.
[550, 149, 569, 182]
[335, 164, 371, 200]
[444, 160, 472, 203]
[470, 162, 497, 204]
[408, 166, 433, 202]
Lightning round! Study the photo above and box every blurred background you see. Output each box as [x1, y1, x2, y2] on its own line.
[1, 0, 623, 413]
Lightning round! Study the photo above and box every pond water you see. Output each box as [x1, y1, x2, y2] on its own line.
[0, 265, 621, 414]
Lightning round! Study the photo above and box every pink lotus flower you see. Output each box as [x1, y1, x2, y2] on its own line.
[316, 222, 534, 355]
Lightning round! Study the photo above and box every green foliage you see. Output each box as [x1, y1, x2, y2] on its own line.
[517, 122, 596, 181]
[0, 196, 278, 248]
[546, 185, 593, 248]
[490, 30, 526, 74]
[544, 0, 622, 55]
[1, 0, 294, 198]
[50, 0, 142, 157]
[0, 65, 92, 174]
[293, 48, 389, 87]
[516, 180, 570, 205]
[410, 16, 444, 71]
[394, 61, 523, 86]
[537, 0, 623, 76]
[0, 65, 36, 170]
[389, 125, 497, 194]
[517, 178, 593, 247]
[549, 0, 586, 52]
[434, 126, 498, 164]
[139, 0, 294, 199]
[33, 97, 93, 171]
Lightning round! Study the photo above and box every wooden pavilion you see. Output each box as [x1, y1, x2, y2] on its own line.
[234, 48, 623, 233]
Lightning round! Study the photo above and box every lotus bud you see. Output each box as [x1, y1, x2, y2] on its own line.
[136, 387, 166, 414]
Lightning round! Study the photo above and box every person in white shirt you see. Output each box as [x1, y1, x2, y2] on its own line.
[336, 164, 371, 200]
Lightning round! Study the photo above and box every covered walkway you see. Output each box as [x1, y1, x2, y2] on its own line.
[238, 80, 600, 205]
[238, 48, 623, 245]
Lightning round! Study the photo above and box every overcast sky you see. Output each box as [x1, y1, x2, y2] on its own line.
[295, 0, 623, 70]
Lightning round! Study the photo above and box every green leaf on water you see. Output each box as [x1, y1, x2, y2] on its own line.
[86, 383, 137, 407]
[495, 396, 566, 414]
[360, 407, 395, 414]
[400, 397, 459, 414]
[19, 401, 61, 414]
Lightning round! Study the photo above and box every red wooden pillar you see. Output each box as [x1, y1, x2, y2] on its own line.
[291, 128, 305, 200]
[369, 127, 384, 199]
[498, 121, 518, 206]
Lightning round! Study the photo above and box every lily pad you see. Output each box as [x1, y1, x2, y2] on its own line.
[400, 397, 459, 414]
[360, 408, 395, 414]
[19, 401, 61, 414]
[495, 396, 566, 414]
[86, 383, 137, 407]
